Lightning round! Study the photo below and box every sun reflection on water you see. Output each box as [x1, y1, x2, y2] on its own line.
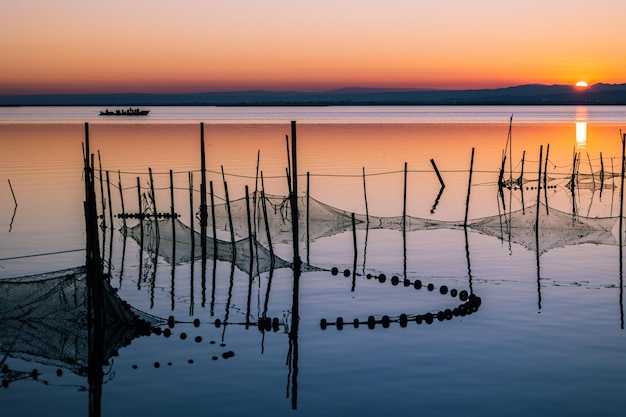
[575, 106, 587, 149]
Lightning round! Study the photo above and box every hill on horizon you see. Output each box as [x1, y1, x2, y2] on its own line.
[2, 83, 626, 106]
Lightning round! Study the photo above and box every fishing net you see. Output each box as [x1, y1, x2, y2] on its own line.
[123, 192, 622, 268]
[0, 267, 159, 376]
[210, 193, 451, 243]
[123, 217, 294, 273]
[122, 193, 453, 271]
[468, 202, 620, 254]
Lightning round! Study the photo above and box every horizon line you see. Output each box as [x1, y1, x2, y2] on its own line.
[3, 81, 622, 97]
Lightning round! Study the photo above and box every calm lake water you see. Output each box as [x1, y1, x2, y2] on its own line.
[2, 106, 626, 416]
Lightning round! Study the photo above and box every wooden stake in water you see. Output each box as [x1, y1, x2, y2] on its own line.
[83, 122, 100, 266]
[136, 177, 144, 237]
[254, 150, 260, 232]
[498, 154, 506, 189]
[169, 169, 176, 250]
[619, 133, 626, 247]
[536, 145, 543, 312]
[7, 179, 17, 207]
[290, 121, 301, 269]
[285, 134, 292, 186]
[188, 172, 195, 255]
[536, 145, 543, 232]
[351, 212, 357, 292]
[464, 148, 475, 227]
[570, 151, 578, 194]
[362, 167, 369, 224]
[288, 120, 301, 411]
[117, 170, 125, 218]
[200, 122, 207, 227]
[587, 152, 595, 192]
[543, 143, 544, 188]
[430, 159, 445, 189]
[210, 180, 217, 260]
[403, 162, 408, 232]
[306, 171, 310, 264]
[519, 150, 526, 186]
[148, 167, 159, 236]
[106, 170, 114, 229]
[221, 166, 235, 252]
[98, 151, 106, 230]
[260, 172, 274, 262]
[245, 185, 254, 271]
[600, 152, 605, 186]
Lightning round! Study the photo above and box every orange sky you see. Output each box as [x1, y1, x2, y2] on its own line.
[2, 0, 625, 95]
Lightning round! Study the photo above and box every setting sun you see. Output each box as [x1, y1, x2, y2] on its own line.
[575, 81, 589, 87]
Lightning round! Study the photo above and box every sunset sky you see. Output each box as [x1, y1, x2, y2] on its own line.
[2, 0, 625, 95]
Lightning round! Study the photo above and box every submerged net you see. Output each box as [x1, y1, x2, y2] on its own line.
[123, 218, 295, 273]
[0, 267, 160, 376]
[123, 193, 622, 267]
[123, 193, 452, 272]
[468, 202, 620, 254]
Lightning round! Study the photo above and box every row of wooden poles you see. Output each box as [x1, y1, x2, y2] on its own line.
[91, 147, 478, 294]
[91, 129, 474, 238]
[85, 122, 626, 328]
[86, 121, 626, 281]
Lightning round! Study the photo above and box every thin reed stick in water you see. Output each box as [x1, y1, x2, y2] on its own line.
[362, 167, 369, 224]
[221, 166, 235, 252]
[351, 212, 357, 292]
[98, 151, 106, 230]
[118, 170, 125, 217]
[619, 133, 626, 244]
[536, 145, 543, 231]
[136, 176, 143, 237]
[106, 170, 113, 228]
[430, 159, 445, 189]
[245, 185, 254, 270]
[188, 172, 195, 253]
[210, 181, 217, 260]
[148, 167, 159, 237]
[170, 169, 176, 246]
[464, 148, 475, 227]
[600, 152, 605, 185]
[260, 172, 274, 261]
[200, 122, 207, 228]
[8, 179, 17, 207]
[306, 171, 310, 264]
[290, 121, 300, 269]
[402, 162, 407, 231]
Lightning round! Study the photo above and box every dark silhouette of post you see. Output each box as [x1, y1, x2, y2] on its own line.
[464, 148, 475, 227]
[290, 121, 301, 270]
[288, 121, 300, 409]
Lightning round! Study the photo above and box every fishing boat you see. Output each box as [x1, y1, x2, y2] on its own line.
[99, 108, 150, 116]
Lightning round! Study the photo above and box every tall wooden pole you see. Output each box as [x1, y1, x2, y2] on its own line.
[362, 167, 369, 224]
[117, 170, 125, 218]
[464, 148, 475, 227]
[619, 133, 626, 247]
[290, 121, 300, 269]
[403, 162, 408, 231]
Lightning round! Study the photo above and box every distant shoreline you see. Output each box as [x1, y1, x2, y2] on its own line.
[2, 83, 626, 107]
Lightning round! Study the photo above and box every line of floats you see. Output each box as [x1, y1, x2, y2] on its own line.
[320, 268, 481, 330]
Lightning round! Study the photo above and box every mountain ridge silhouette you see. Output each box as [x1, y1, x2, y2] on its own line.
[2, 83, 626, 106]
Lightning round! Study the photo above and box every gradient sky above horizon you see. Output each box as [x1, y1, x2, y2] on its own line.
[2, 0, 626, 95]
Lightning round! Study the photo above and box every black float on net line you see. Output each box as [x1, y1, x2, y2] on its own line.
[321, 268, 481, 330]
[116, 212, 179, 219]
[153, 314, 284, 334]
